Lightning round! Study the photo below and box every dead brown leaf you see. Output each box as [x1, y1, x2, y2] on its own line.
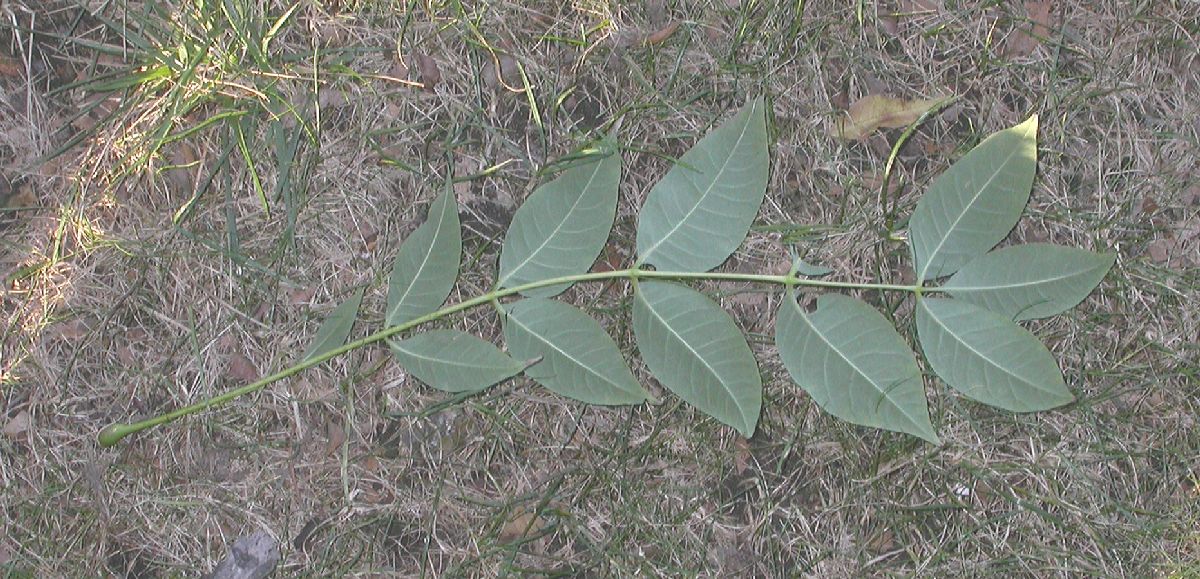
[324, 421, 346, 458]
[0, 54, 20, 78]
[1147, 238, 1172, 264]
[3, 410, 31, 438]
[833, 94, 943, 140]
[1002, 1, 1054, 58]
[897, 0, 942, 15]
[412, 52, 440, 91]
[645, 21, 681, 46]
[228, 353, 258, 382]
[733, 437, 751, 475]
[498, 510, 548, 543]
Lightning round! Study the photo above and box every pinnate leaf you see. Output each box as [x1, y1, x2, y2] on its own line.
[387, 184, 461, 326]
[916, 297, 1073, 412]
[302, 287, 364, 362]
[390, 330, 524, 393]
[636, 97, 769, 272]
[775, 293, 938, 443]
[909, 115, 1038, 281]
[503, 298, 649, 405]
[497, 149, 620, 297]
[942, 244, 1115, 320]
[633, 281, 761, 436]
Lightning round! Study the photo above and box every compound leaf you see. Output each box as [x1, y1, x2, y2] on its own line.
[390, 330, 524, 393]
[498, 149, 620, 297]
[942, 244, 1115, 321]
[775, 293, 938, 443]
[503, 298, 649, 405]
[632, 281, 761, 437]
[636, 97, 769, 272]
[909, 115, 1038, 282]
[302, 287, 364, 362]
[916, 297, 1073, 412]
[387, 184, 461, 326]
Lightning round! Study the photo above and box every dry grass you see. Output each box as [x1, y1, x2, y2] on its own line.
[1, 0, 1197, 576]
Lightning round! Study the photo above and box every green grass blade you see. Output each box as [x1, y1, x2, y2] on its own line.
[776, 292, 938, 443]
[503, 298, 649, 405]
[635, 96, 769, 272]
[497, 148, 620, 297]
[302, 288, 364, 362]
[916, 297, 1073, 412]
[941, 244, 1115, 321]
[389, 330, 524, 393]
[387, 184, 462, 327]
[632, 281, 761, 436]
[909, 115, 1039, 281]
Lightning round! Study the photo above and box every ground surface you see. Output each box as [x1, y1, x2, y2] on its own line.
[1, 1, 1197, 576]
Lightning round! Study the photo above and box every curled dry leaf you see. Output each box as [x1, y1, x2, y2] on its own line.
[832, 94, 943, 140]
[645, 21, 681, 45]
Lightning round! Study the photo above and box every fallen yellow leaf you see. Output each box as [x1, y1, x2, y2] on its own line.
[833, 94, 943, 140]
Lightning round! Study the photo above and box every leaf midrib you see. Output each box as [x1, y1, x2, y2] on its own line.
[498, 158, 606, 288]
[392, 340, 516, 372]
[918, 122, 1033, 281]
[945, 264, 1098, 292]
[638, 99, 757, 266]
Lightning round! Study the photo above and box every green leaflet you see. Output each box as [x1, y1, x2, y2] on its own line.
[775, 293, 938, 443]
[389, 330, 524, 393]
[632, 281, 762, 437]
[503, 298, 650, 405]
[497, 150, 620, 297]
[387, 184, 462, 326]
[636, 96, 769, 272]
[909, 115, 1038, 282]
[942, 244, 1115, 321]
[916, 297, 1073, 412]
[302, 287, 364, 362]
[792, 257, 834, 277]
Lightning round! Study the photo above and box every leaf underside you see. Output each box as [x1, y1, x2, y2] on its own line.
[942, 243, 1115, 321]
[387, 184, 462, 327]
[776, 293, 938, 443]
[389, 330, 524, 393]
[302, 287, 364, 362]
[497, 151, 620, 297]
[633, 281, 762, 437]
[909, 115, 1038, 282]
[636, 96, 769, 272]
[503, 298, 649, 405]
[916, 297, 1073, 412]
